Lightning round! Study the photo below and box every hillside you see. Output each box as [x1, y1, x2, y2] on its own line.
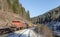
[31, 6, 60, 36]
[31, 6, 60, 24]
[0, 0, 31, 28]
[0, 0, 30, 21]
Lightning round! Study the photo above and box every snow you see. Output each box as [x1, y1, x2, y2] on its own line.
[7, 28, 42, 37]
[46, 21, 60, 36]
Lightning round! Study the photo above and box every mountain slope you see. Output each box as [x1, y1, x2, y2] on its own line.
[31, 6, 60, 24]
[31, 6, 60, 36]
[0, 0, 31, 28]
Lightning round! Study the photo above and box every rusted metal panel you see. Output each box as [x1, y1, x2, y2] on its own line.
[12, 21, 25, 27]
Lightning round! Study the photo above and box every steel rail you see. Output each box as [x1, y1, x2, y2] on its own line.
[18, 29, 28, 37]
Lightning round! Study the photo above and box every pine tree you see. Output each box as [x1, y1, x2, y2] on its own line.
[27, 11, 30, 21]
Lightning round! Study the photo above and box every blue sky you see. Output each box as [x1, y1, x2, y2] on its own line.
[19, 0, 60, 18]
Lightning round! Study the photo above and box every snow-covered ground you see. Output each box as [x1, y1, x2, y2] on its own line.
[6, 28, 42, 37]
[46, 21, 60, 36]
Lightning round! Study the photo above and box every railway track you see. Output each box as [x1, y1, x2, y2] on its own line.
[18, 29, 28, 37]
[28, 31, 30, 37]
[18, 29, 31, 37]
[7, 28, 40, 37]
[7, 29, 28, 37]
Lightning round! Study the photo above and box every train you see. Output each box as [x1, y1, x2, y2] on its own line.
[0, 20, 29, 34]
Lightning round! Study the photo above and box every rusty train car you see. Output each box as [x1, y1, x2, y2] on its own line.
[0, 20, 28, 34]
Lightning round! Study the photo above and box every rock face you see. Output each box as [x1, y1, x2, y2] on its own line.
[0, 0, 30, 28]
[31, 6, 60, 36]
